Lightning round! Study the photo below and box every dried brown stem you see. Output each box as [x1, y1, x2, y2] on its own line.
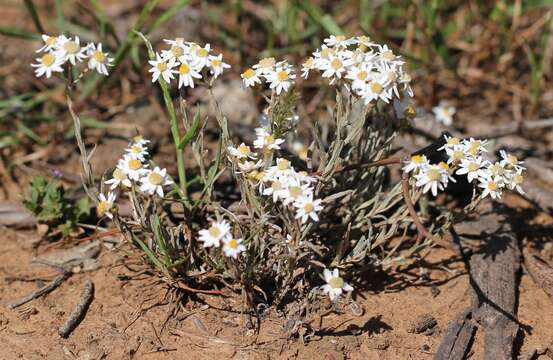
[9, 271, 70, 309]
[58, 280, 95, 338]
[401, 171, 429, 243]
[171, 279, 226, 296]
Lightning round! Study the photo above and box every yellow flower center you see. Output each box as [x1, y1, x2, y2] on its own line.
[131, 145, 142, 154]
[148, 172, 163, 185]
[264, 134, 274, 143]
[64, 41, 79, 54]
[227, 239, 238, 249]
[370, 81, 383, 94]
[328, 276, 344, 289]
[179, 63, 190, 74]
[288, 186, 302, 198]
[243, 68, 255, 78]
[277, 70, 289, 81]
[411, 155, 423, 164]
[320, 48, 333, 59]
[427, 169, 441, 181]
[508, 155, 518, 165]
[490, 164, 505, 175]
[447, 137, 460, 145]
[382, 50, 395, 61]
[330, 58, 342, 70]
[197, 48, 208, 57]
[387, 71, 397, 81]
[42, 53, 55, 66]
[488, 181, 497, 191]
[113, 168, 126, 181]
[438, 162, 449, 171]
[258, 57, 275, 68]
[277, 159, 289, 171]
[93, 50, 105, 62]
[303, 57, 314, 68]
[303, 202, 314, 213]
[356, 70, 368, 80]
[133, 135, 144, 142]
[128, 159, 142, 170]
[335, 35, 345, 43]
[467, 162, 479, 172]
[97, 201, 111, 216]
[208, 226, 221, 238]
[453, 150, 464, 161]
[237, 144, 250, 155]
[211, 58, 221, 67]
[255, 171, 266, 181]
[46, 36, 56, 45]
[157, 62, 167, 72]
[171, 46, 183, 57]
[271, 181, 282, 191]
[468, 146, 479, 156]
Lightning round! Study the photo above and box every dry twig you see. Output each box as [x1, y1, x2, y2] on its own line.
[9, 271, 70, 309]
[58, 280, 95, 338]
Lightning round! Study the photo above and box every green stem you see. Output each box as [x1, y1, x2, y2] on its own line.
[159, 79, 188, 199]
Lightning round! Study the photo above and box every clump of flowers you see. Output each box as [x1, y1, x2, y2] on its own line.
[35, 32, 527, 315]
[433, 101, 456, 126]
[32, 34, 113, 77]
[404, 135, 525, 200]
[148, 38, 230, 88]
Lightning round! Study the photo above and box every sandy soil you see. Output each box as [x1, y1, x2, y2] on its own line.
[1, 225, 552, 360]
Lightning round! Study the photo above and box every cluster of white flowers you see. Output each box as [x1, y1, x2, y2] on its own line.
[322, 268, 354, 302]
[148, 39, 230, 88]
[228, 129, 322, 224]
[404, 135, 525, 199]
[104, 136, 173, 198]
[302, 35, 414, 112]
[241, 57, 296, 95]
[32, 34, 113, 78]
[198, 220, 246, 258]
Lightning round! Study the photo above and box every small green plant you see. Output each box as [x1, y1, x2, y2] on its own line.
[22, 176, 91, 237]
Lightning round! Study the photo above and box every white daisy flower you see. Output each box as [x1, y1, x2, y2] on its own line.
[118, 155, 148, 181]
[36, 34, 61, 52]
[175, 59, 202, 88]
[86, 43, 113, 76]
[499, 150, 525, 171]
[241, 68, 262, 87]
[222, 237, 246, 259]
[198, 220, 231, 248]
[148, 53, 176, 83]
[360, 77, 393, 104]
[323, 35, 356, 48]
[237, 160, 263, 173]
[227, 143, 256, 160]
[31, 52, 64, 78]
[97, 192, 116, 219]
[345, 64, 371, 91]
[132, 135, 151, 146]
[293, 194, 323, 223]
[322, 268, 354, 302]
[415, 164, 449, 196]
[263, 179, 287, 202]
[455, 157, 487, 183]
[432, 101, 456, 126]
[438, 135, 461, 152]
[252, 57, 276, 75]
[321, 55, 352, 84]
[125, 142, 149, 161]
[253, 128, 285, 150]
[190, 43, 211, 69]
[478, 175, 504, 199]
[505, 169, 525, 195]
[301, 57, 315, 79]
[208, 54, 231, 78]
[445, 145, 467, 164]
[105, 167, 132, 190]
[280, 182, 313, 206]
[54, 36, 86, 65]
[266, 65, 295, 95]
[402, 154, 429, 174]
[161, 39, 189, 61]
[462, 138, 488, 157]
[139, 167, 173, 197]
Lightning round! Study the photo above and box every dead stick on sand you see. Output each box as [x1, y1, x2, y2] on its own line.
[58, 280, 94, 338]
[9, 271, 70, 309]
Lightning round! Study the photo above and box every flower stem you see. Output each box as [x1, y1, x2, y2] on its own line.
[159, 78, 188, 199]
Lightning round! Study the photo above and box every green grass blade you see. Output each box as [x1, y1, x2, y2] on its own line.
[23, 0, 45, 34]
[0, 27, 40, 40]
